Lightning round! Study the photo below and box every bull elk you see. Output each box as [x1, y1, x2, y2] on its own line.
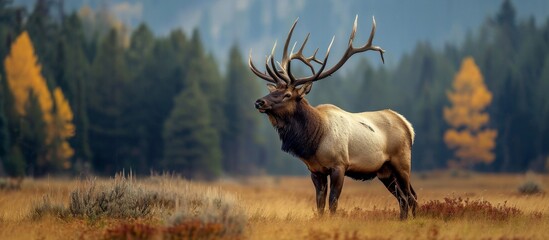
[249, 16, 417, 219]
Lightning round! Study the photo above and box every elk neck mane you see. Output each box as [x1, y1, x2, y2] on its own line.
[267, 99, 325, 159]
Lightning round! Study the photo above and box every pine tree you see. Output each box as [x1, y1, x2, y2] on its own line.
[444, 57, 497, 168]
[59, 13, 92, 164]
[125, 28, 188, 172]
[25, 0, 60, 87]
[0, 1, 25, 63]
[4, 145, 25, 177]
[21, 92, 49, 174]
[187, 29, 225, 136]
[87, 29, 130, 173]
[126, 23, 155, 79]
[222, 44, 262, 174]
[163, 66, 222, 180]
[0, 75, 9, 164]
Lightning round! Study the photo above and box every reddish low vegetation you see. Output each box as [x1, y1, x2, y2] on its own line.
[418, 196, 522, 221]
[103, 220, 237, 240]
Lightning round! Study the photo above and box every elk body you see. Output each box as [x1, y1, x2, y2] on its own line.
[250, 16, 418, 219]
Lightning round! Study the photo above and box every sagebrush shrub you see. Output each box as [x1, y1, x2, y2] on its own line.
[69, 176, 159, 219]
[166, 188, 247, 239]
[518, 180, 543, 195]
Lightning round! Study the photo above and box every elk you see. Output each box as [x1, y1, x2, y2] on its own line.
[249, 16, 417, 220]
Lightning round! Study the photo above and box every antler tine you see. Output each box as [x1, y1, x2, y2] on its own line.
[278, 61, 296, 83]
[281, 18, 299, 69]
[293, 15, 385, 86]
[269, 40, 290, 85]
[308, 48, 321, 64]
[249, 49, 277, 84]
[265, 55, 282, 84]
[298, 33, 310, 55]
[357, 16, 385, 63]
[270, 53, 289, 85]
[287, 33, 321, 75]
[349, 14, 358, 46]
[295, 36, 335, 85]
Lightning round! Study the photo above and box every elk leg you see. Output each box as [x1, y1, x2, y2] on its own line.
[394, 170, 416, 220]
[379, 176, 408, 219]
[328, 167, 345, 214]
[311, 172, 328, 215]
[409, 184, 418, 217]
[379, 176, 399, 199]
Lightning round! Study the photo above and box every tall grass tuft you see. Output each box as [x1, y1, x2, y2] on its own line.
[30, 195, 69, 220]
[0, 177, 22, 190]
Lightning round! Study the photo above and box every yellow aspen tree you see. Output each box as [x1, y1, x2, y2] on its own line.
[444, 57, 497, 168]
[4, 31, 54, 143]
[5, 31, 75, 172]
[53, 87, 75, 168]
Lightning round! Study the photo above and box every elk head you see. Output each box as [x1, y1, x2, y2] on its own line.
[251, 15, 385, 115]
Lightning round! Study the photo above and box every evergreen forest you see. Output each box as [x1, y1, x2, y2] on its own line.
[1, 0, 548, 178]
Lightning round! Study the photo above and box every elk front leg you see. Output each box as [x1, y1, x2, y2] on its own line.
[329, 167, 345, 214]
[311, 172, 328, 215]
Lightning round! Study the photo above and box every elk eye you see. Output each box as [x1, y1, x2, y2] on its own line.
[283, 93, 292, 99]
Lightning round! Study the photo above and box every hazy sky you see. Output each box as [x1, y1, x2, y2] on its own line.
[13, 0, 549, 66]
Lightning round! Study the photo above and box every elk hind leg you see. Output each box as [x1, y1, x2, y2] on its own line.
[379, 175, 408, 219]
[392, 167, 417, 219]
[409, 184, 418, 216]
[378, 164, 408, 219]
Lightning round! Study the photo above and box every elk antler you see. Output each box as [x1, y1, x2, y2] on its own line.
[249, 15, 385, 87]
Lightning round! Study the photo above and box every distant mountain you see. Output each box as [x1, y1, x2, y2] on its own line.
[13, 0, 549, 68]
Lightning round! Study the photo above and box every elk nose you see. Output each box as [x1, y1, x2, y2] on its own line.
[255, 99, 266, 109]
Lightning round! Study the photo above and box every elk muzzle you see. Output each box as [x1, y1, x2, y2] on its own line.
[255, 99, 270, 113]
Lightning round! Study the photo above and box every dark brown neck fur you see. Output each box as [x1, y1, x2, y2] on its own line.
[267, 99, 325, 159]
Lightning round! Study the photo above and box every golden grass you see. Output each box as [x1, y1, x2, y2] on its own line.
[1, 172, 548, 239]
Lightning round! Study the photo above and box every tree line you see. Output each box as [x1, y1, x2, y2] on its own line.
[0, 0, 548, 178]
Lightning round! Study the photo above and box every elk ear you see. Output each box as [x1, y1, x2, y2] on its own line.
[296, 83, 313, 98]
[266, 84, 277, 93]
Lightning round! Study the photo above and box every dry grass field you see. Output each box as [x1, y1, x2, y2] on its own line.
[0, 172, 548, 239]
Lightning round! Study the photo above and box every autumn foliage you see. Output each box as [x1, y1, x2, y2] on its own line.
[4, 31, 75, 170]
[4, 31, 53, 129]
[444, 57, 497, 168]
